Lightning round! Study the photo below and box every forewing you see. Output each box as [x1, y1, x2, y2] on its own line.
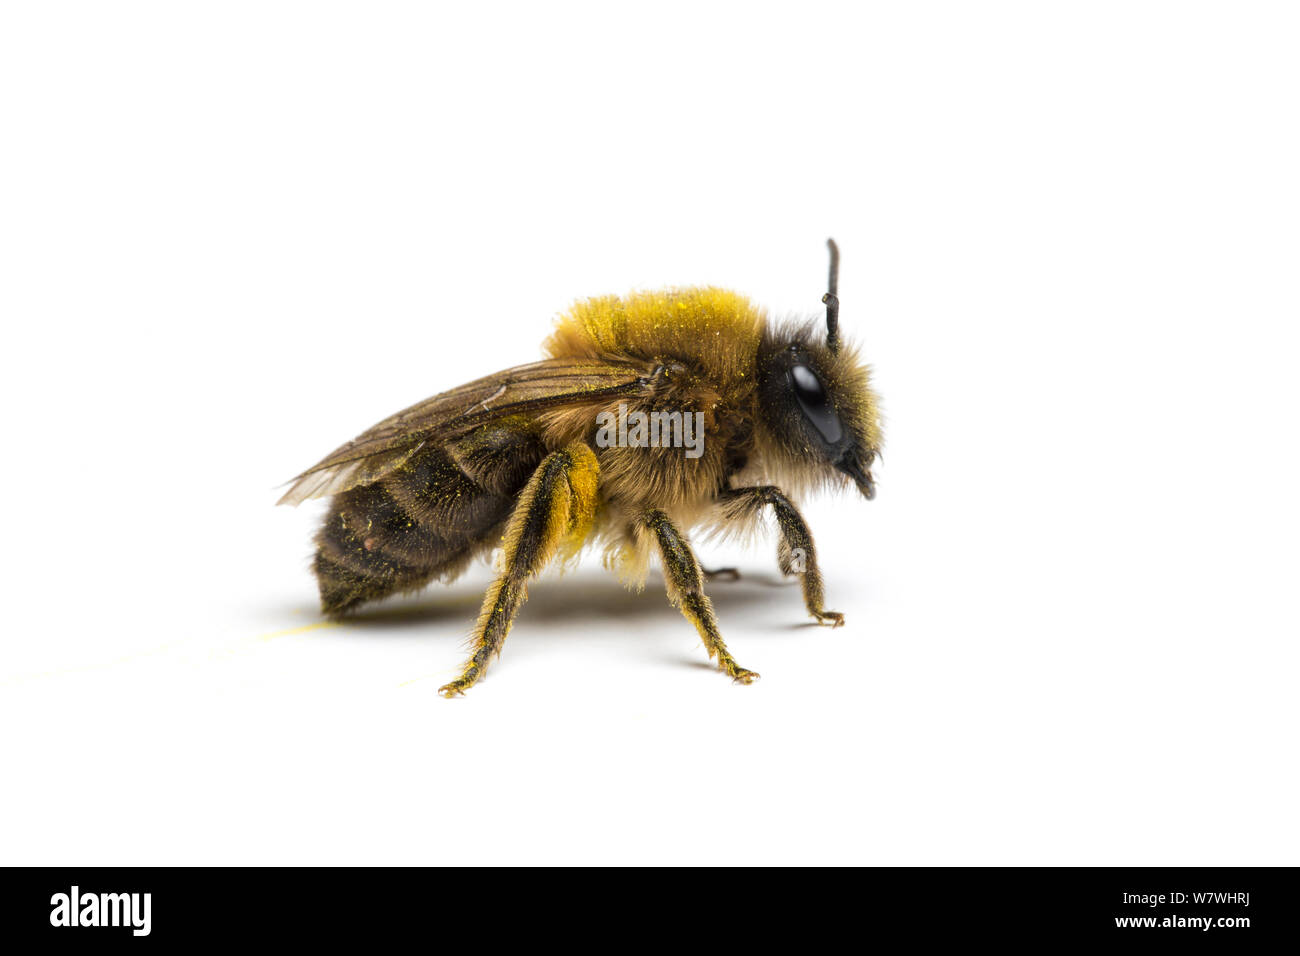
[277, 358, 645, 505]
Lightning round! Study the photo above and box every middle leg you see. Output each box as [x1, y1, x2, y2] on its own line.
[643, 509, 759, 684]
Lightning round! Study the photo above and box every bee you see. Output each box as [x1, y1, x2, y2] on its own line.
[279, 240, 882, 696]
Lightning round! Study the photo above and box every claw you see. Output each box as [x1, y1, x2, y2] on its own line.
[813, 610, 845, 627]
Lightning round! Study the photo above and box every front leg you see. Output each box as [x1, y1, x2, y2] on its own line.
[644, 510, 759, 684]
[719, 486, 844, 627]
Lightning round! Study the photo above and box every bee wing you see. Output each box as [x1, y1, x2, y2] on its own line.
[276, 358, 647, 506]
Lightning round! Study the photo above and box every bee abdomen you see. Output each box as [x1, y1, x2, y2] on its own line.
[313, 423, 547, 615]
[313, 546, 429, 617]
[313, 486, 453, 615]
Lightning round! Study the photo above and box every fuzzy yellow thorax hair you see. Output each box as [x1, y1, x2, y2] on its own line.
[543, 287, 766, 388]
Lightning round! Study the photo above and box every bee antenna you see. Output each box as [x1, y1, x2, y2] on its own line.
[822, 238, 841, 353]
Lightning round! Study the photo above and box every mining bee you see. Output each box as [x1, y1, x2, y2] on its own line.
[279, 240, 882, 695]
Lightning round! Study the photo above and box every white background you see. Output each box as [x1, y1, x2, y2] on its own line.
[2, 2, 1297, 865]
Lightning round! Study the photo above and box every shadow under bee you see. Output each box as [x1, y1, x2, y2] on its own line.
[321, 566, 806, 636]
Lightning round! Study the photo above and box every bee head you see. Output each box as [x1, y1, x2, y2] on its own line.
[755, 241, 883, 499]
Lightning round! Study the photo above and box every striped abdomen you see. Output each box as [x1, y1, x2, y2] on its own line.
[313, 417, 546, 615]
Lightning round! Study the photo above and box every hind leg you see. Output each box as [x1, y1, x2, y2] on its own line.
[438, 443, 599, 697]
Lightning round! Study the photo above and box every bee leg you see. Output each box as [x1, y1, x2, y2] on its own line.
[701, 566, 741, 582]
[719, 486, 844, 627]
[644, 510, 759, 684]
[438, 443, 599, 698]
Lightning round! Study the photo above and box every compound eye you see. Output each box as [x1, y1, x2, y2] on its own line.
[789, 364, 843, 444]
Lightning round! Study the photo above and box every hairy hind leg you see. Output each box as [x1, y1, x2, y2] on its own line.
[644, 509, 758, 684]
[438, 443, 599, 697]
